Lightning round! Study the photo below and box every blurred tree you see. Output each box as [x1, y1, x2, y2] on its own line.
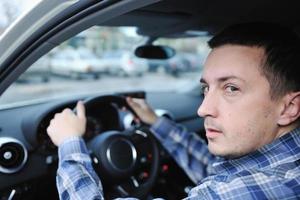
[0, 0, 21, 29]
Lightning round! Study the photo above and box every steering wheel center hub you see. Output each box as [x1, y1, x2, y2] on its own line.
[106, 138, 137, 171]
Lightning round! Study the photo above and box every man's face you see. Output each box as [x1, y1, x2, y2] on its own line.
[198, 45, 282, 158]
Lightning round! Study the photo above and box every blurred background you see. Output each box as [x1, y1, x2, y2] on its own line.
[0, 0, 210, 106]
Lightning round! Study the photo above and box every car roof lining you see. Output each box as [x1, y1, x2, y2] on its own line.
[100, 0, 300, 37]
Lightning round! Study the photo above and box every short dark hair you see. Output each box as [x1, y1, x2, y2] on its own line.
[208, 22, 300, 99]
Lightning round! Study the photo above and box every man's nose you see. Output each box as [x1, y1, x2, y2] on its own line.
[197, 93, 218, 118]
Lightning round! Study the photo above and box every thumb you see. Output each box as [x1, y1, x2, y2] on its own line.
[76, 101, 86, 120]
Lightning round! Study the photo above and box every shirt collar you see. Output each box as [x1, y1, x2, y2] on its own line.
[213, 127, 300, 175]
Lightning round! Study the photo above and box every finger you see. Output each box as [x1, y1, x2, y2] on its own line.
[62, 108, 72, 114]
[126, 97, 133, 105]
[46, 126, 52, 135]
[127, 98, 141, 109]
[76, 101, 86, 119]
[133, 98, 149, 108]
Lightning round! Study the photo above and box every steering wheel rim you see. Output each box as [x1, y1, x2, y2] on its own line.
[79, 95, 160, 199]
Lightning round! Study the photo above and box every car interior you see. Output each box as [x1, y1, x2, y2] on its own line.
[0, 0, 299, 199]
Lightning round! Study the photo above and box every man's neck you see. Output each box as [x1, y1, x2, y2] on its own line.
[276, 123, 299, 139]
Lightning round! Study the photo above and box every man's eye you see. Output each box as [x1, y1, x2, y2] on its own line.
[201, 85, 209, 95]
[225, 85, 239, 93]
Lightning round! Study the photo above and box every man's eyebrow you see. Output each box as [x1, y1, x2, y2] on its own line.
[199, 78, 207, 84]
[199, 76, 245, 84]
[217, 76, 246, 83]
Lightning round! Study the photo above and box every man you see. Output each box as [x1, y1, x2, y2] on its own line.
[47, 22, 300, 199]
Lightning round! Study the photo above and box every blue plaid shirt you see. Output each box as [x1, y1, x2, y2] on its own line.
[57, 117, 300, 199]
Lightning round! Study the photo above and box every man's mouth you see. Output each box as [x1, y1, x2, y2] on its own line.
[205, 127, 223, 139]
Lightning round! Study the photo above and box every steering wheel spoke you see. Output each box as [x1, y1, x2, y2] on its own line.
[130, 176, 140, 188]
[113, 175, 145, 198]
[114, 185, 129, 197]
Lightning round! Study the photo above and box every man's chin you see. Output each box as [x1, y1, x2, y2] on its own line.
[208, 144, 247, 159]
[208, 143, 234, 158]
[207, 142, 223, 156]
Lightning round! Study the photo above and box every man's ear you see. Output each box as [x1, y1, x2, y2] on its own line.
[277, 92, 300, 126]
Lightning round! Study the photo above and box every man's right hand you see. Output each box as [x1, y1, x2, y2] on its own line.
[126, 97, 158, 125]
[47, 101, 87, 146]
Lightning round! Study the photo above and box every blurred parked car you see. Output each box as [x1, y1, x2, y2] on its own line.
[168, 53, 191, 75]
[17, 56, 51, 83]
[148, 53, 202, 77]
[100, 51, 148, 76]
[147, 58, 170, 73]
[181, 53, 204, 71]
[50, 49, 106, 79]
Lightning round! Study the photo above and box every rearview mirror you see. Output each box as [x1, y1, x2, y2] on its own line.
[135, 45, 175, 59]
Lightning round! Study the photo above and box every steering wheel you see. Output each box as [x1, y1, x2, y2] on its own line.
[78, 95, 160, 199]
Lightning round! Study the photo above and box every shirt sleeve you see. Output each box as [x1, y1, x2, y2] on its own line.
[57, 136, 104, 200]
[150, 117, 218, 184]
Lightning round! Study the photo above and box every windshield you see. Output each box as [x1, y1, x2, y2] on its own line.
[0, 26, 210, 106]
